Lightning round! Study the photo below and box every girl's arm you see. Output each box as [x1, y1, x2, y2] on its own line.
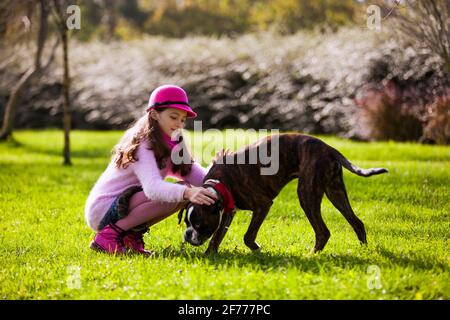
[131, 140, 187, 202]
[180, 160, 209, 187]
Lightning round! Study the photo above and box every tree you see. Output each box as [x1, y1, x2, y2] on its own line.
[0, 0, 59, 141]
[51, 0, 73, 166]
[102, 0, 118, 41]
[390, 0, 450, 77]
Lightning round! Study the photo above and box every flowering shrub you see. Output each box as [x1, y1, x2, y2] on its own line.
[422, 91, 450, 145]
[355, 80, 423, 142]
[356, 79, 450, 145]
[1, 28, 448, 143]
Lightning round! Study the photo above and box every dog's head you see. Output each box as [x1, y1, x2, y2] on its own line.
[178, 186, 226, 246]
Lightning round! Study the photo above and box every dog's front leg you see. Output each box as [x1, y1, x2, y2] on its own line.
[205, 212, 235, 255]
[244, 205, 271, 251]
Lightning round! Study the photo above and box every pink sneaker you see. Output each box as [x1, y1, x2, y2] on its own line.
[123, 228, 154, 256]
[90, 223, 127, 255]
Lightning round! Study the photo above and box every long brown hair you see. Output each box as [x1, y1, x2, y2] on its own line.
[113, 110, 193, 176]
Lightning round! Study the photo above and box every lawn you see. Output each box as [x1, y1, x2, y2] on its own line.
[0, 130, 449, 300]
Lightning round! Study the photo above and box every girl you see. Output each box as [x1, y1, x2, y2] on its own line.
[85, 85, 222, 256]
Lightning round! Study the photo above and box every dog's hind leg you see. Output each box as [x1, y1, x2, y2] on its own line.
[324, 167, 367, 245]
[297, 176, 330, 253]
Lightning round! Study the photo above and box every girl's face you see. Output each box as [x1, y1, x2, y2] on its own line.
[151, 108, 187, 137]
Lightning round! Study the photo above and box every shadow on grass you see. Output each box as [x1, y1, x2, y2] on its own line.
[375, 246, 449, 272]
[1, 138, 111, 159]
[156, 245, 372, 274]
[153, 243, 449, 273]
[0, 162, 107, 173]
[31, 144, 111, 158]
[0, 137, 22, 148]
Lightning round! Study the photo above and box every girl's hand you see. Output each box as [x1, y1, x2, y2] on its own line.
[183, 187, 218, 205]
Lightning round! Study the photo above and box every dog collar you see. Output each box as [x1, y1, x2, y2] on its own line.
[204, 179, 235, 214]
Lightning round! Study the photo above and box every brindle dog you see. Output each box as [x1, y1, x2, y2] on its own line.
[179, 133, 388, 254]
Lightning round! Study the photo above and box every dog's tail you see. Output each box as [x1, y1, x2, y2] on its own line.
[331, 148, 388, 177]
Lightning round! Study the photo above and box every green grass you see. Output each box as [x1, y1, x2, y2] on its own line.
[0, 130, 449, 300]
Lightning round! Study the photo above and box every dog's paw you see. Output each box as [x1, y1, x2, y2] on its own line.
[204, 247, 218, 256]
[246, 241, 261, 251]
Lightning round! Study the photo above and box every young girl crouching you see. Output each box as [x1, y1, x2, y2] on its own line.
[85, 85, 221, 256]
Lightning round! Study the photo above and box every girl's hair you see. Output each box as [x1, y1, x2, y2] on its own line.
[113, 109, 193, 176]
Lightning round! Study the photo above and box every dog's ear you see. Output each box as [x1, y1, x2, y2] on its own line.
[178, 206, 186, 225]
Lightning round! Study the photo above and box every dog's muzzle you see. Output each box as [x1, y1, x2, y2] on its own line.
[183, 227, 205, 246]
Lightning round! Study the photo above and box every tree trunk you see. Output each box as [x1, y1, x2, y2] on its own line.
[52, 0, 72, 165]
[103, 0, 117, 41]
[0, 68, 37, 140]
[61, 25, 71, 166]
[0, 0, 48, 141]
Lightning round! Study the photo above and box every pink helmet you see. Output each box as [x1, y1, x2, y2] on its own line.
[146, 85, 197, 118]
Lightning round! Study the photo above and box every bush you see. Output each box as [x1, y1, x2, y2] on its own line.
[1, 28, 448, 140]
[355, 80, 423, 142]
[356, 80, 450, 145]
[422, 91, 450, 145]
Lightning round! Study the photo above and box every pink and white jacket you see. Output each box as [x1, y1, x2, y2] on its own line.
[84, 138, 208, 231]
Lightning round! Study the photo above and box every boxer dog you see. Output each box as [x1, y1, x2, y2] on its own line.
[178, 133, 387, 254]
